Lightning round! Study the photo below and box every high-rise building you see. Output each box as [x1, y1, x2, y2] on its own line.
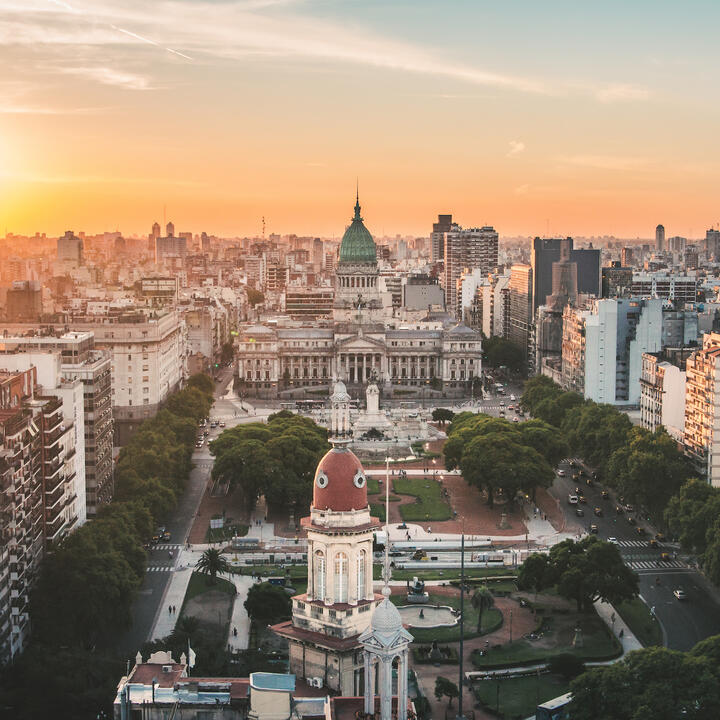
[561, 298, 663, 405]
[656, 224, 665, 253]
[640, 351, 687, 441]
[705, 228, 720, 260]
[430, 213, 453, 263]
[151, 222, 161, 240]
[155, 234, 187, 264]
[508, 264, 533, 360]
[166, 221, 175, 237]
[56, 230, 84, 265]
[0, 331, 113, 517]
[530, 237, 600, 311]
[443, 226, 499, 316]
[631, 272, 697, 305]
[621, 247, 634, 267]
[668, 236, 687, 255]
[684, 332, 720, 487]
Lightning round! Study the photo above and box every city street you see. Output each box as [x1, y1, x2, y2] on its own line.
[550, 458, 720, 651]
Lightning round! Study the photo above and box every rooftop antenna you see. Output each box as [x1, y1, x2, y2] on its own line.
[262, 216, 266, 240]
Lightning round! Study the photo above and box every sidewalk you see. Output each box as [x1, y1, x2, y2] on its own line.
[227, 574, 255, 651]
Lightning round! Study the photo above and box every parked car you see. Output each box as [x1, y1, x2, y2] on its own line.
[557, 469, 566, 477]
[589, 524, 599, 534]
[615, 505, 624, 514]
[578, 495, 587, 504]
[660, 552, 672, 561]
[594, 507, 603, 517]
[608, 537, 618, 544]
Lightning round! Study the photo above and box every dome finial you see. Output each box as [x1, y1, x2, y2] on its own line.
[354, 180, 361, 221]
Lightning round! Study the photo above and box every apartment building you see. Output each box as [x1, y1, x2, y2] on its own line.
[284, 287, 334, 319]
[684, 333, 720, 487]
[0, 331, 113, 516]
[640, 351, 688, 441]
[631, 272, 698, 305]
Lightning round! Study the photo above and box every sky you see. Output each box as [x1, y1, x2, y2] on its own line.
[1, 0, 720, 239]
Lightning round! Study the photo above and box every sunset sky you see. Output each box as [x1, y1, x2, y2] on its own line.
[1, 1, 719, 239]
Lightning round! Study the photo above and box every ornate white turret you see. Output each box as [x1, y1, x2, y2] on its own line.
[330, 380, 351, 443]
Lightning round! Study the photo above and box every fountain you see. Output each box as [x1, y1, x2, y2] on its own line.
[396, 604, 459, 628]
[406, 577, 429, 604]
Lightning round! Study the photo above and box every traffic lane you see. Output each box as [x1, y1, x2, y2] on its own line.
[640, 571, 720, 651]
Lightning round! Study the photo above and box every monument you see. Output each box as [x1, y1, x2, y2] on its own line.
[353, 378, 392, 437]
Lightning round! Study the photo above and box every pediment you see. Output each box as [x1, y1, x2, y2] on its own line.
[337, 335, 386, 351]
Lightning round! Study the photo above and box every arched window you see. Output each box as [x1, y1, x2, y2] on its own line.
[357, 550, 366, 600]
[334, 552, 348, 603]
[314, 551, 326, 600]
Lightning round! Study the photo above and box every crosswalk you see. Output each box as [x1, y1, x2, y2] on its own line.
[617, 539, 661, 548]
[147, 565, 175, 573]
[628, 559, 686, 570]
[153, 543, 181, 551]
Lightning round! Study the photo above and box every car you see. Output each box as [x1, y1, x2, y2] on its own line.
[649, 539, 658, 549]
[615, 505, 624, 514]
[508, 405, 514, 411]
[594, 507, 603, 517]
[195, 441, 203, 448]
[578, 495, 587, 504]
[608, 537, 618, 544]
[513, 417, 520, 423]
[572, 473, 580, 481]
[660, 552, 672, 561]
[557, 469, 566, 477]
[569, 460, 578, 468]
[627, 516, 636, 525]
[575, 507, 585, 516]
[625, 504, 634, 512]
[673, 589, 687, 600]
[601, 490, 609, 500]
[589, 524, 598, 534]
[510, 394, 516, 401]
[655, 532, 666, 542]
[636, 526, 646, 536]
[219, 421, 226, 428]
[396, 523, 408, 530]
[499, 401, 505, 407]
[567, 494, 578, 505]
[162, 531, 171, 541]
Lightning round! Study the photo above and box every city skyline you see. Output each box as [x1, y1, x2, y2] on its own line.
[2, 1, 720, 238]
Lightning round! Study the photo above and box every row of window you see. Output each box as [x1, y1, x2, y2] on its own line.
[314, 550, 366, 604]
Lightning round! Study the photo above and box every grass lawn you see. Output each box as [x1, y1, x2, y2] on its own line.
[367, 476, 380, 494]
[232, 565, 308, 595]
[390, 592, 502, 643]
[472, 610, 621, 669]
[392, 476, 451, 521]
[379, 566, 514, 582]
[473, 673, 570, 720]
[206, 522, 249, 543]
[183, 571, 236, 604]
[615, 597, 663, 647]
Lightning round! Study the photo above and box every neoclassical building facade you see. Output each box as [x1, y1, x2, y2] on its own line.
[237, 194, 482, 397]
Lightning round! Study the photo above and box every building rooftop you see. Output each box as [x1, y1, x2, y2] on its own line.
[250, 672, 296, 692]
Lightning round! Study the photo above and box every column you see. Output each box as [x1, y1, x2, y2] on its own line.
[363, 354, 367, 383]
[364, 656, 374, 714]
[345, 354, 349, 381]
[398, 652, 408, 720]
[380, 657, 392, 720]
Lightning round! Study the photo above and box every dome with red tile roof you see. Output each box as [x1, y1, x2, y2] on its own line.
[312, 447, 369, 512]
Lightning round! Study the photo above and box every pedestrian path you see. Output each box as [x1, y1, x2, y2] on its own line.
[227, 574, 254, 651]
[149, 548, 200, 641]
[147, 565, 175, 573]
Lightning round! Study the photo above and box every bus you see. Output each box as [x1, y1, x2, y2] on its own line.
[535, 692, 571, 720]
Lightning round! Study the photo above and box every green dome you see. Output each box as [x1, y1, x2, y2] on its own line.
[339, 196, 376, 264]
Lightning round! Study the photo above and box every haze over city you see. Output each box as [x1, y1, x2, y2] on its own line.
[2, 0, 720, 237]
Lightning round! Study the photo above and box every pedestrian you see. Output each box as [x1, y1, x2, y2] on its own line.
[233, 627, 238, 637]
[619, 628, 624, 638]
[168, 605, 172, 615]
[172, 605, 176, 614]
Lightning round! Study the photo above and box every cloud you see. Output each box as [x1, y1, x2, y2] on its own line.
[559, 155, 649, 171]
[507, 140, 525, 157]
[595, 83, 651, 103]
[58, 66, 151, 90]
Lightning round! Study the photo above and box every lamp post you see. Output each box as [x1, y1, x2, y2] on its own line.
[457, 520, 466, 720]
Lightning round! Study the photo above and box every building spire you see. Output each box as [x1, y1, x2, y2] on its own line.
[354, 180, 362, 221]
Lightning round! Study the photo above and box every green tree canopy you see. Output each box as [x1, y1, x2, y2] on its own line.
[434, 676, 459, 707]
[244, 583, 292, 624]
[484, 336, 526, 372]
[432, 407, 456, 425]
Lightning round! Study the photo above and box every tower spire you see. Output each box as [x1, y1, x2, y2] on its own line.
[354, 180, 361, 220]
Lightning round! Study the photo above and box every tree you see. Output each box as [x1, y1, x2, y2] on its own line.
[471, 585, 494, 633]
[244, 583, 292, 624]
[665, 479, 720, 555]
[195, 548, 231, 585]
[606, 427, 690, 521]
[517, 553, 549, 599]
[220, 341, 234, 365]
[432, 407, 455, 426]
[520, 419, 570, 469]
[545, 536, 639, 612]
[569, 646, 720, 720]
[187, 372, 215, 395]
[548, 653, 585, 679]
[520, 375, 561, 416]
[434, 676, 459, 708]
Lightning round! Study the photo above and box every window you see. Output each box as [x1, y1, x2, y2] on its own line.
[314, 551, 326, 600]
[356, 550, 366, 600]
[334, 552, 348, 603]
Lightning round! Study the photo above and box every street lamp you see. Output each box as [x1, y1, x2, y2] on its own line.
[457, 519, 466, 720]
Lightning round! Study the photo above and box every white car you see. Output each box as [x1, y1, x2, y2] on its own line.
[567, 494, 578, 505]
[608, 537, 618, 544]
[673, 589, 687, 600]
[557, 469, 566, 477]
[510, 394, 516, 401]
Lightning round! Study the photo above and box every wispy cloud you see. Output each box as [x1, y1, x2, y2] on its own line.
[506, 140, 525, 157]
[559, 154, 649, 171]
[58, 65, 151, 90]
[595, 83, 651, 103]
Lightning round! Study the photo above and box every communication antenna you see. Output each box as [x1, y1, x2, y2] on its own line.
[262, 216, 266, 240]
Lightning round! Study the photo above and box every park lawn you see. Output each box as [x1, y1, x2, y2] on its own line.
[473, 673, 570, 720]
[184, 571, 236, 603]
[206, 522, 249, 543]
[472, 611, 621, 669]
[232, 565, 308, 595]
[370, 503, 386, 521]
[389, 592, 502, 643]
[376, 566, 514, 582]
[367, 477, 380, 494]
[392, 476, 451, 521]
[615, 597, 663, 647]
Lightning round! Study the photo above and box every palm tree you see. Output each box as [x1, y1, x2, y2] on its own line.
[195, 548, 230, 585]
[471, 585, 495, 634]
